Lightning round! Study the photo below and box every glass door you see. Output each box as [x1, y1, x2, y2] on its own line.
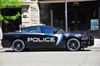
[53, 9, 59, 29]
[68, 8, 76, 33]
[53, 9, 65, 30]
[77, 11, 87, 34]
[68, 8, 87, 33]
[68, 12, 76, 33]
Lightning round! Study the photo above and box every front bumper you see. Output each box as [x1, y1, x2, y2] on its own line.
[81, 35, 94, 48]
[1, 39, 11, 48]
[89, 35, 94, 46]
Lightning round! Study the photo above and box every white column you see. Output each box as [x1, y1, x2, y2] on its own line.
[0, 9, 3, 42]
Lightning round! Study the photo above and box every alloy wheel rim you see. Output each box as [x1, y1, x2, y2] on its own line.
[68, 40, 79, 50]
[14, 41, 23, 51]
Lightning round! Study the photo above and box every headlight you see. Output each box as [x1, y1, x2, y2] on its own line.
[81, 36, 88, 40]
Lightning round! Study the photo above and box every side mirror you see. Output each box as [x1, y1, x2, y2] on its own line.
[53, 30, 57, 34]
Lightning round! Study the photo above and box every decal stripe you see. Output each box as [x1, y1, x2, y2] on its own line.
[11, 33, 45, 35]
[52, 34, 64, 45]
[56, 34, 64, 45]
[45, 33, 52, 36]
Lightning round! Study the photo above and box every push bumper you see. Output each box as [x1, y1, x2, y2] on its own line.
[81, 35, 94, 48]
[1, 39, 11, 48]
[89, 35, 94, 46]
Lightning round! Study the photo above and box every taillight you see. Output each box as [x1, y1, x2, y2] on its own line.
[5, 39, 9, 41]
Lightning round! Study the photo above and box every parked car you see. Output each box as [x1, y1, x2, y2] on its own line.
[1, 25, 94, 52]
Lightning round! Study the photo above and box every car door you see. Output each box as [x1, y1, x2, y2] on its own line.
[39, 26, 64, 48]
[21, 26, 42, 48]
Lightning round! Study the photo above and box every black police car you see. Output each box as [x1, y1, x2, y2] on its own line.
[1, 25, 94, 52]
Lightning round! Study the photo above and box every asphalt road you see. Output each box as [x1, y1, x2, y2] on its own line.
[0, 47, 100, 66]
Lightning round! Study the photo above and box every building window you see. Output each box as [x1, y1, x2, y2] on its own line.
[40, 3, 65, 29]
[90, 7, 98, 19]
[40, 9, 51, 26]
[90, 7, 99, 30]
[40, 3, 50, 8]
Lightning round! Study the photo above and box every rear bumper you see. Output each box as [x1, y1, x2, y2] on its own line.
[1, 39, 11, 48]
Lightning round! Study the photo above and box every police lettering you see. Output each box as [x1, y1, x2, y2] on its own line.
[27, 37, 55, 42]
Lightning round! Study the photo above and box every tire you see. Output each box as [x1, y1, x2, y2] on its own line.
[12, 39, 25, 52]
[66, 38, 80, 51]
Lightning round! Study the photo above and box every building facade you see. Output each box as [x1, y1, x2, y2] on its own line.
[0, 0, 100, 40]
[39, 0, 100, 38]
[0, 0, 40, 40]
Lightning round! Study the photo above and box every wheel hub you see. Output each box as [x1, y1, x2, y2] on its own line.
[12, 39, 25, 52]
[17, 44, 20, 47]
[72, 43, 75, 46]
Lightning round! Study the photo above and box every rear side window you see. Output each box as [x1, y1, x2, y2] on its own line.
[21, 27, 38, 33]
[40, 26, 55, 33]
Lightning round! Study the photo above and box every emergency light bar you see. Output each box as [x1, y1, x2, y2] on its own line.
[19, 25, 25, 29]
[36, 24, 45, 26]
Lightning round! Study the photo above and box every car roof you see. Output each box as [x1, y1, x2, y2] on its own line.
[21, 25, 51, 30]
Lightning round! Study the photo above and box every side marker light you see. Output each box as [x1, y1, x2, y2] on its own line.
[5, 39, 9, 41]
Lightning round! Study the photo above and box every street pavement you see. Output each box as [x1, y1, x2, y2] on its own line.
[0, 47, 100, 66]
[0, 39, 100, 66]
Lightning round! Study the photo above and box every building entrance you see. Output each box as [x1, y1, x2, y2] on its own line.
[68, 7, 88, 33]
[53, 9, 65, 30]
[2, 8, 21, 33]
[40, 3, 89, 34]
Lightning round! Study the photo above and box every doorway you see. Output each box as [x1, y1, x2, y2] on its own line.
[68, 7, 88, 33]
[53, 9, 65, 30]
[2, 8, 21, 33]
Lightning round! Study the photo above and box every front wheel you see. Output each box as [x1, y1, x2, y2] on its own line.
[12, 39, 25, 52]
[66, 38, 80, 51]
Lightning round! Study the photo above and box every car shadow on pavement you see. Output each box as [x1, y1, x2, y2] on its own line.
[2, 49, 91, 52]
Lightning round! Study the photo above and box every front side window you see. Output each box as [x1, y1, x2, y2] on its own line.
[21, 27, 38, 33]
[40, 26, 55, 33]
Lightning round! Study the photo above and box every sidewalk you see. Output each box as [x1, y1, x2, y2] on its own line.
[0, 39, 100, 48]
[93, 39, 100, 47]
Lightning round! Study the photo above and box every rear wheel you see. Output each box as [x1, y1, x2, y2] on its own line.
[12, 39, 25, 52]
[66, 38, 80, 51]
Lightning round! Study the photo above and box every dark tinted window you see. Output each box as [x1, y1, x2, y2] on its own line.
[21, 27, 38, 33]
[40, 26, 55, 33]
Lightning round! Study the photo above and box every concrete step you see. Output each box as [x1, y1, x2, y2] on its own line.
[93, 39, 100, 47]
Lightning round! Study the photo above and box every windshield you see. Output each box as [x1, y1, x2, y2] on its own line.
[57, 29, 65, 33]
[51, 26, 66, 33]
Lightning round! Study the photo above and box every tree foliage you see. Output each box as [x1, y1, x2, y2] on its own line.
[0, 0, 25, 23]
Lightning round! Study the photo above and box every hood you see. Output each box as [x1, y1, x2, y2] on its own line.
[64, 33, 84, 38]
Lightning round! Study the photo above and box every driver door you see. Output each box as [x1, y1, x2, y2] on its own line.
[39, 26, 64, 48]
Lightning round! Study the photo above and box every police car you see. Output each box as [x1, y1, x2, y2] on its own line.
[1, 24, 94, 52]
